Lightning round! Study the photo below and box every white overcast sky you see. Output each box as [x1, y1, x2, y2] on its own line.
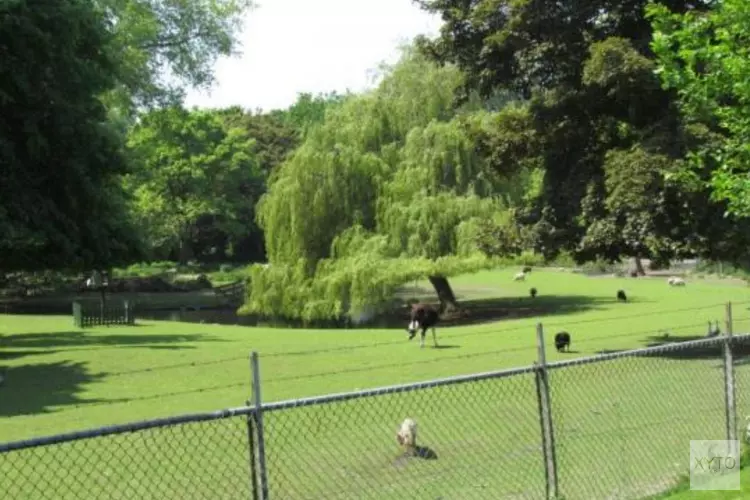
[183, 0, 443, 112]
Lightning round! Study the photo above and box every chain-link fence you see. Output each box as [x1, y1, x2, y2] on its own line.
[2, 310, 749, 499]
[0, 409, 256, 500]
[260, 368, 546, 499]
[548, 336, 729, 499]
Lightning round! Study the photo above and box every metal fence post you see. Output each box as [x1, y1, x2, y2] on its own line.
[250, 352, 270, 500]
[535, 323, 559, 499]
[723, 302, 738, 456]
[245, 410, 259, 500]
[246, 365, 260, 500]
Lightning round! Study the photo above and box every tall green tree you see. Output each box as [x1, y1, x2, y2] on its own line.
[648, 0, 750, 217]
[272, 92, 349, 137]
[415, 0, 717, 264]
[246, 48, 533, 322]
[102, 0, 253, 115]
[125, 106, 261, 263]
[257, 50, 464, 266]
[217, 107, 300, 261]
[0, 0, 142, 272]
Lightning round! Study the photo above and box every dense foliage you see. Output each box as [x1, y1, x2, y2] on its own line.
[0, 0, 141, 271]
[416, 0, 750, 264]
[0, 0, 252, 273]
[241, 50, 543, 321]
[648, 0, 750, 217]
[5, 0, 750, 326]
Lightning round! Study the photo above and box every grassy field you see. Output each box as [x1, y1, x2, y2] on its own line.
[647, 450, 750, 499]
[3, 267, 750, 499]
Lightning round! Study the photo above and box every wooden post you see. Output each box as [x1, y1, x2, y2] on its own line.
[535, 323, 559, 499]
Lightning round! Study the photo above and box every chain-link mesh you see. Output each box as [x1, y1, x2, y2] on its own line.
[261, 370, 546, 499]
[548, 336, 727, 500]
[4, 331, 750, 500]
[1, 413, 253, 500]
[731, 326, 750, 446]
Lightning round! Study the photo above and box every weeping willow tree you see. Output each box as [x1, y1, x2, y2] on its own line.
[242, 46, 541, 323]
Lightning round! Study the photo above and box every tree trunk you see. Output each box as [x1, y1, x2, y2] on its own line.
[634, 256, 646, 276]
[178, 237, 194, 265]
[428, 275, 460, 312]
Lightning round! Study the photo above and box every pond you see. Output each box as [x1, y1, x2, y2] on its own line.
[136, 307, 258, 326]
[135, 308, 400, 329]
[2, 304, 400, 329]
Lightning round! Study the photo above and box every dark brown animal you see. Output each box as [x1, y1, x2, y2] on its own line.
[407, 303, 441, 348]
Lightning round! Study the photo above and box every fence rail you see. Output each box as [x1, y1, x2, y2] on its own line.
[214, 280, 247, 304]
[2, 303, 749, 499]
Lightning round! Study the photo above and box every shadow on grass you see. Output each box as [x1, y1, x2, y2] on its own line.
[415, 295, 617, 328]
[595, 335, 748, 360]
[0, 331, 223, 351]
[170, 294, 621, 330]
[433, 344, 460, 350]
[0, 361, 127, 418]
[392, 446, 439, 467]
[0, 349, 57, 361]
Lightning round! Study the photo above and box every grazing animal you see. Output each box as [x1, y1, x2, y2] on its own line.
[406, 303, 441, 348]
[530, 287, 538, 298]
[629, 270, 639, 278]
[396, 418, 418, 455]
[667, 276, 686, 286]
[554, 331, 571, 352]
[707, 320, 721, 337]
[513, 272, 526, 282]
[616, 289, 627, 302]
[522, 266, 532, 274]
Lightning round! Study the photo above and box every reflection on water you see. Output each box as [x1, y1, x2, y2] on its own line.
[137, 308, 258, 326]
[5, 304, 397, 329]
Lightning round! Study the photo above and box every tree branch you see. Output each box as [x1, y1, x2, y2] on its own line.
[137, 30, 213, 51]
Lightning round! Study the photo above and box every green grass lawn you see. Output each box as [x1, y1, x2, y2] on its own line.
[3, 267, 750, 499]
[647, 450, 750, 499]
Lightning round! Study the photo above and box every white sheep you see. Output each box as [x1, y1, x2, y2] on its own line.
[668, 276, 686, 286]
[396, 418, 418, 455]
[513, 272, 526, 282]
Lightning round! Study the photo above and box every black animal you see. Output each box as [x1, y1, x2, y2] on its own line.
[522, 266, 532, 273]
[616, 289, 627, 302]
[530, 287, 537, 298]
[407, 303, 442, 348]
[554, 331, 571, 352]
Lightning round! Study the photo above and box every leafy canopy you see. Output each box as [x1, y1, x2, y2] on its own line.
[0, 0, 143, 271]
[648, 0, 750, 217]
[125, 106, 261, 260]
[102, 0, 254, 114]
[245, 48, 541, 322]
